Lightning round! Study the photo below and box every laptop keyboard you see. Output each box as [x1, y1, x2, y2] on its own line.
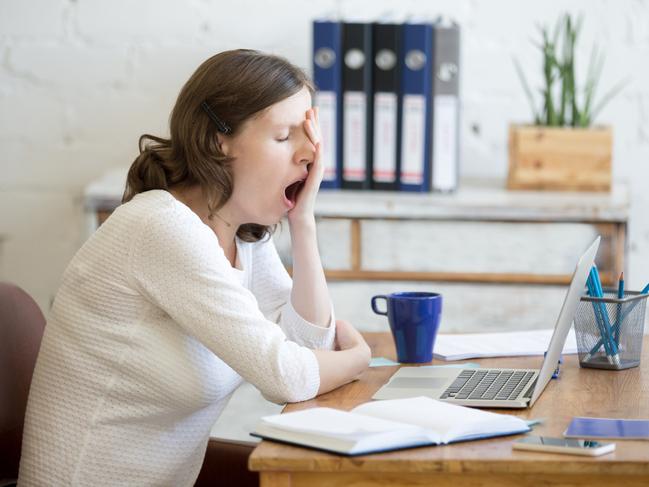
[440, 369, 536, 401]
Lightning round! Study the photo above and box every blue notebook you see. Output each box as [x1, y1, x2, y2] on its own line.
[564, 417, 649, 440]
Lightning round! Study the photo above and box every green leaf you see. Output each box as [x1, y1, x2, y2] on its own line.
[513, 56, 541, 123]
[520, 11, 624, 127]
[590, 77, 631, 122]
[582, 47, 606, 123]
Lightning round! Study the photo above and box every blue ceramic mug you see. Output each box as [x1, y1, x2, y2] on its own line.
[371, 292, 442, 363]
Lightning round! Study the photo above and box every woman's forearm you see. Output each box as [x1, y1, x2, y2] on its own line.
[313, 346, 369, 395]
[289, 217, 332, 327]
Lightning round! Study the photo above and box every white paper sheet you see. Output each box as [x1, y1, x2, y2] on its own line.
[433, 329, 578, 361]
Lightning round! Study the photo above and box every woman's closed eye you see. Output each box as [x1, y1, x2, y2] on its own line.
[276, 133, 290, 142]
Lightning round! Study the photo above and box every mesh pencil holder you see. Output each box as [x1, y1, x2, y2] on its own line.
[574, 290, 648, 370]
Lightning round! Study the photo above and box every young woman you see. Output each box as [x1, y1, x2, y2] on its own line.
[19, 49, 371, 486]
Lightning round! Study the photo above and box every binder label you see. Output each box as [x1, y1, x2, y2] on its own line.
[400, 94, 426, 185]
[343, 91, 367, 181]
[315, 91, 337, 182]
[373, 92, 397, 182]
[432, 95, 459, 190]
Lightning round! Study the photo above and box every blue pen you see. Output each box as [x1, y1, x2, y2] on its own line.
[587, 281, 649, 360]
[585, 270, 608, 351]
[592, 266, 620, 362]
[607, 282, 649, 332]
[615, 272, 624, 344]
[585, 270, 614, 361]
[584, 266, 624, 363]
[615, 282, 649, 332]
[584, 267, 622, 363]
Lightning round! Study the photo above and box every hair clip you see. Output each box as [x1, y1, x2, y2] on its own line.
[201, 101, 232, 134]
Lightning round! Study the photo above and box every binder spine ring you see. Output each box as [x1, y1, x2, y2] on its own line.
[315, 48, 336, 69]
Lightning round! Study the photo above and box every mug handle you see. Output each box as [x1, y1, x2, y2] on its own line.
[371, 295, 388, 316]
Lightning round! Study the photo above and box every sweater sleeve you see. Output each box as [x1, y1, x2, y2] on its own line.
[249, 236, 336, 351]
[128, 207, 321, 404]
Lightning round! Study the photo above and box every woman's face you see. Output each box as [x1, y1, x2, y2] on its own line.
[220, 85, 315, 226]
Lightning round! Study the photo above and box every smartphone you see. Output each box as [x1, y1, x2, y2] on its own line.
[512, 436, 615, 456]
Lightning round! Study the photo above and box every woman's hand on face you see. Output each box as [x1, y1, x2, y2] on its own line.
[287, 107, 324, 228]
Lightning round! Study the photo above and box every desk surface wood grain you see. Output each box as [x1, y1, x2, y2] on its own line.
[249, 333, 649, 486]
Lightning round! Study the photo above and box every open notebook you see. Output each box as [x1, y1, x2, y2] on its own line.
[252, 396, 530, 456]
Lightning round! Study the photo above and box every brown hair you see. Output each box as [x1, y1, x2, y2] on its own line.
[123, 49, 315, 241]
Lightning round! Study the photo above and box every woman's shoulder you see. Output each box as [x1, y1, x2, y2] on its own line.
[121, 191, 235, 274]
[121, 189, 177, 211]
[116, 190, 213, 244]
[121, 190, 201, 225]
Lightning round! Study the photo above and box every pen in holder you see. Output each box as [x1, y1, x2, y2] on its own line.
[574, 290, 648, 370]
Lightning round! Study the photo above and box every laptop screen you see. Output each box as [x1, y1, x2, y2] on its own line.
[528, 236, 600, 406]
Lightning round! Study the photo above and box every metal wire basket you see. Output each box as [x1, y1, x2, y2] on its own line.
[574, 290, 648, 370]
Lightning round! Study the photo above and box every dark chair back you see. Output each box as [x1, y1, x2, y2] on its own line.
[0, 283, 46, 480]
[195, 438, 259, 487]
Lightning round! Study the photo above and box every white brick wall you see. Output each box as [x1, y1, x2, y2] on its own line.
[2, 0, 649, 316]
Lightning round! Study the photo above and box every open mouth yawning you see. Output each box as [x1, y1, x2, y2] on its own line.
[284, 179, 305, 208]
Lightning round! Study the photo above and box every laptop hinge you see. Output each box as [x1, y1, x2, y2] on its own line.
[523, 378, 538, 399]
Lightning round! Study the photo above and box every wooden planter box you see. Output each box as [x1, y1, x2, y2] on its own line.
[507, 125, 612, 191]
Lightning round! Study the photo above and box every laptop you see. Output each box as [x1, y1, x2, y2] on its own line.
[373, 236, 600, 409]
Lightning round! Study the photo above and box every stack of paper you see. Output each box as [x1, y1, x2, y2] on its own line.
[433, 329, 578, 361]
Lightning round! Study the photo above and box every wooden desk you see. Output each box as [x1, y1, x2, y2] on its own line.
[249, 333, 649, 487]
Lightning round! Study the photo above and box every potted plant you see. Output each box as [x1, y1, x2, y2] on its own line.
[508, 13, 627, 191]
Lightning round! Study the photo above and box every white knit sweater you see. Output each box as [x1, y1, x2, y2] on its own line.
[18, 190, 335, 487]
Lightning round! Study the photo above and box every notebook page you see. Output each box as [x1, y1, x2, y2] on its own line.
[260, 407, 418, 438]
[352, 397, 527, 442]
